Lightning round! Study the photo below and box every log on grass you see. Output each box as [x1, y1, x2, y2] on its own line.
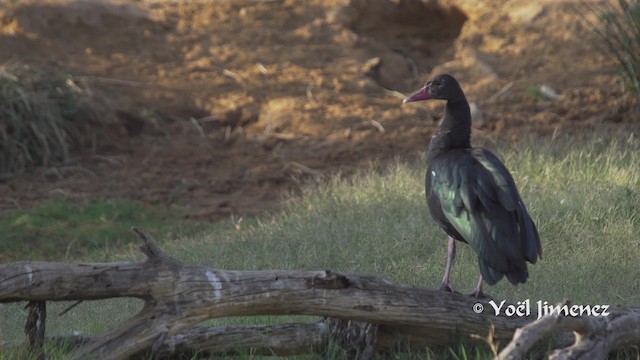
[1, 228, 638, 360]
[0, 228, 529, 359]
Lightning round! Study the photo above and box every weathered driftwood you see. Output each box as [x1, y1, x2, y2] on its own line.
[0, 227, 638, 359]
[498, 301, 640, 360]
[142, 322, 330, 358]
[2, 323, 330, 358]
[3, 321, 449, 359]
[0, 228, 530, 359]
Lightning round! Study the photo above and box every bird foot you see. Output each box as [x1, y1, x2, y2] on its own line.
[439, 282, 454, 293]
[468, 290, 492, 300]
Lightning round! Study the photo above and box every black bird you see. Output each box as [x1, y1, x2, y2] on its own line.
[403, 74, 541, 298]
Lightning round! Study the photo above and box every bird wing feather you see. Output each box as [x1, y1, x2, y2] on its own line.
[429, 148, 540, 284]
[472, 149, 541, 262]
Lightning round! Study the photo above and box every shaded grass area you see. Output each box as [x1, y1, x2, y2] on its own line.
[1, 132, 639, 359]
[0, 199, 202, 262]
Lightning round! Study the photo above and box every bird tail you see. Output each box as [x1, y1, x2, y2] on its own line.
[505, 269, 528, 285]
[479, 259, 503, 285]
[480, 258, 529, 285]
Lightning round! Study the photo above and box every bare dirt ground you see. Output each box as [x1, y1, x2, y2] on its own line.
[0, 0, 636, 221]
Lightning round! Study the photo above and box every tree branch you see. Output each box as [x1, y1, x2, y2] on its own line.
[498, 302, 640, 360]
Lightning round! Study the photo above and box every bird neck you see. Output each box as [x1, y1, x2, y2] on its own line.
[427, 98, 472, 162]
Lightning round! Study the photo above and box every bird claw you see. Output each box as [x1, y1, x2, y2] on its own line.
[440, 282, 491, 299]
[439, 282, 454, 292]
[468, 290, 492, 300]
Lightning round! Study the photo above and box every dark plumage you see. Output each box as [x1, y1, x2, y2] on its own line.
[403, 74, 542, 298]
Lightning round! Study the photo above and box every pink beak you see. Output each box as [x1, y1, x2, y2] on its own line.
[403, 85, 431, 103]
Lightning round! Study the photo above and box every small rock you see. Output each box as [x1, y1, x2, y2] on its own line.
[362, 57, 382, 77]
[508, 3, 545, 25]
[539, 85, 560, 100]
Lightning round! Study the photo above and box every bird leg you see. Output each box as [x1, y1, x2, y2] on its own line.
[439, 236, 456, 292]
[469, 275, 491, 299]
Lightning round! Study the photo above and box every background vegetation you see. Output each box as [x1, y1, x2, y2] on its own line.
[592, 0, 640, 102]
[0, 64, 102, 176]
[1, 132, 638, 359]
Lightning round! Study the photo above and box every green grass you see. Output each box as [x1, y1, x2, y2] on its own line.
[0, 199, 202, 262]
[1, 131, 639, 359]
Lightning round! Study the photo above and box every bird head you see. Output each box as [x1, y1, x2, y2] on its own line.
[403, 74, 462, 103]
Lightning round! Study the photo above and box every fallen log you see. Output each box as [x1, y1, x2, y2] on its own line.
[2, 323, 330, 359]
[0, 228, 527, 359]
[498, 301, 640, 360]
[1, 228, 638, 359]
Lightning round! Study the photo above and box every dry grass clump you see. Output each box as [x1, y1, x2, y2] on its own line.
[0, 64, 100, 175]
[591, 0, 640, 100]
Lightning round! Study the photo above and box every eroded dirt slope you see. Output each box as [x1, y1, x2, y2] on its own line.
[0, 0, 635, 220]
